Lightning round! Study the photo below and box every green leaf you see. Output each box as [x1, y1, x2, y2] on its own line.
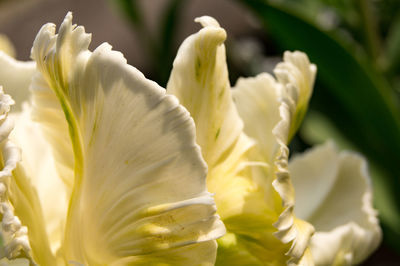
[385, 12, 400, 76]
[111, 0, 143, 26]
[156, 0, 187, 86]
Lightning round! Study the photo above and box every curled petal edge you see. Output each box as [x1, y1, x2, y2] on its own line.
[0, 88, 34, 264]
[274, 51, 316, 142]
[271, 53, 316, 264]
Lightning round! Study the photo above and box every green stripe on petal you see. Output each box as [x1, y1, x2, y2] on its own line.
[31, 13, 225, 265]
[167, 16, 245, 169]
[168, 16, 312, 265]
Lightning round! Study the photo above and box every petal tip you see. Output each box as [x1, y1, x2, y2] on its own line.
[195, 16, 221, 28]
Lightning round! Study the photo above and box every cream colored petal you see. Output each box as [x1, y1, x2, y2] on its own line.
[289, 142, 339, 221]
[232, 73, 315, 264]
[168, 17, 313, 264]
[0, 23, 72, 259]
[290, 142, 381, 265]
[9, 104, 69, 256]
[167, 16, 247, 169]
[30, 72, 74, 191]
[274, 51, 316, 141]
[31, 13, 225, 265]
[0, 87, 55, 265]
[232, 73, 282, 163]
[109, 241, 218, 265]
[0, 52, 35, 111]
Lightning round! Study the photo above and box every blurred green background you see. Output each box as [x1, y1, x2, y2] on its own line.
[1, 0, 400, 264]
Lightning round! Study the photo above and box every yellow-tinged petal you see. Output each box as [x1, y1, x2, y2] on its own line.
[30, 69, 74, 191]
[0, 87, 56, 265]
[31, 12, 225, 265]
[167, 16, 244, 169]
[0, 49, 67, 263]
[0, 258, 29, 266]
[289, 142, 381, 265]
[274, 51, 316, 141]
[168, 17, 313, 265]
[0, 52, 35, 111]
[232, 72, 315, 264]
[9, 104, 69, 257]
[167, 15, 255, 219]
[232, 73, 282, 163]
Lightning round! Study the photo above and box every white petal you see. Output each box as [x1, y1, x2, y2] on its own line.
[167, 15, 246, 169]
[0, 87, 57, 265]
[0, 52, 35, 111]
[232, 73, 282, 162]
[289, 142, 339, 221]
[30, 72, 74, 191]
[233, 72, 315, 264]
[9, 104, 69, 256]
[290, 142, 381, 265]
[31, 13, 225, 265]
[274, 51, 316, 141]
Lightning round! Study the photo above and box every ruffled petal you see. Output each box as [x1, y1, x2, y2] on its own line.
[9, 104, 69, 256]
[289, 142, 381, 265]
[0, 28, 70, 260]
[0, 88, 29, 260]
[31, 13, 225, 265]
[0, 52, 35, 111]
[233, 71, 315, 264]
[288, 142, 339, 221]
[274, 51, 316, 141]
[0, 87, 56, 265]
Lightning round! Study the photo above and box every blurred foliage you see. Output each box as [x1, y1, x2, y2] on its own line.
[110, 0, 400, 257]
[111, 0, 187, 86]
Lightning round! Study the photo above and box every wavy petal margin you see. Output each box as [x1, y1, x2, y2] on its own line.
[271, 92, 315, 265]
[0, 88, 33, 262]
[233, 52, 317, 265]
[30, 13, 225, 265]
[290, 142, 381, 265]
[274, 51, 316, 142]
